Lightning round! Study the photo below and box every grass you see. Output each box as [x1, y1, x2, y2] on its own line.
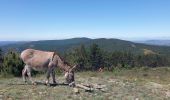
[1, 67, 170, 100]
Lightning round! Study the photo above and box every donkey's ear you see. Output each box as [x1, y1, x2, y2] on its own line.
[70, 64, 78, 72]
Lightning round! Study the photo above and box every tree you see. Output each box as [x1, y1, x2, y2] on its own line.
[122, 51, 135, 68]
[109, 51, 135, 69]
[64, 44, 88, 71]
[110, 51, 123, 67]
[76, 45, 88, 71]
[102, 51, 112, 71]
[2, 50, 23, 76]
[89, 44, 104, 71]
[134, 53, 169, 67]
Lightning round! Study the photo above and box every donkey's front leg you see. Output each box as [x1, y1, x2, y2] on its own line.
[45, 69, 51, 85]
[51, 69, 56, 84]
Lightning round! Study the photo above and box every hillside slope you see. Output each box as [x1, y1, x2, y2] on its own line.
[1, 38, 170, 55]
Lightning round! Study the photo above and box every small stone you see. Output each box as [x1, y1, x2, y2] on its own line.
[73, 88, 79, 94]
[166, 91, 170, 98]
[69, 81, 75, 87]
[135, 98, 139, 100]
[8, 98, 12, 100]
[33, 82, 37, 85]
[39, 92, 43, 95]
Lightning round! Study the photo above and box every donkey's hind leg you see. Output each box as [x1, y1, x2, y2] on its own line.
[25, 65, 34, 84]
[22, 65, 27, 83]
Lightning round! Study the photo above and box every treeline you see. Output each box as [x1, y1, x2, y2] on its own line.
[0, 49, 23, 77]
[64, 44, 170, 71]
[0, 44, 170, 77]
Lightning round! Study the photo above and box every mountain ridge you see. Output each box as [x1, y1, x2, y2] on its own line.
[135, 40, 170, 46]
[1, 38, 170, 56]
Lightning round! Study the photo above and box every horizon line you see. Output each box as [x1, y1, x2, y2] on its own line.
[0, 36, 170, 42]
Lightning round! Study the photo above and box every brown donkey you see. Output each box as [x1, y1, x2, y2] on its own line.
[20, 49, 77, 85]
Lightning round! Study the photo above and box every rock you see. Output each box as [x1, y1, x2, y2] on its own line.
[69, 81, 75, 87]
[73, 87, 79, 94]
[146, 82, 163, 89]
[166, 91, 170, 98]
[76, 84, 92, 92]
[39, 92, 43, 95]
[33, 82, 37, 85]
[135, 98, 139, 100]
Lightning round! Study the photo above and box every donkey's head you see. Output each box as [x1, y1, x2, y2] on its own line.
[64, 65, 77, 84]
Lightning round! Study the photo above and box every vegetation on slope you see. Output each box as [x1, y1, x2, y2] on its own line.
[0, 43, 170, 77]
[2, 38, 170, 56]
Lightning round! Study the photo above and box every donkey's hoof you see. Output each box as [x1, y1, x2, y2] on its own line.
[45, 81, 50, 86]
[53, 81, 58, 85]
[46, 83, 50, 86]
[33, 82, 37, 85]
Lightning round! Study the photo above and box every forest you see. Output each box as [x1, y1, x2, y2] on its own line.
[0, 43, 170, 77]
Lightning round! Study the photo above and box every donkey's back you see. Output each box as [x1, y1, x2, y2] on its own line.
[20, 49, 54, 71]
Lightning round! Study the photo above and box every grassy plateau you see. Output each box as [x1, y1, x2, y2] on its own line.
[0, 67, 170, 100]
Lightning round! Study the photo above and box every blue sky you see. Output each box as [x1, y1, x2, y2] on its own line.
[0, 0, 170, 41]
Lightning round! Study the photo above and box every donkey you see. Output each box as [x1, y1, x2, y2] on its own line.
[20, 49, 77, 85]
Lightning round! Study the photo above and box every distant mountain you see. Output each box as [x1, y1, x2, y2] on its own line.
[0, 41, 18, 46]
[136, 40, 170, 46]
[1, 38, 170, 56]
[1, 38, 90, 52]
[0, 41, 29, 47]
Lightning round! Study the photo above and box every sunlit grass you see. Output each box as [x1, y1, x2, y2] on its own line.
[0, 67, 170, 100]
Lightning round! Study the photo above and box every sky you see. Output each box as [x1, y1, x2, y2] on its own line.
[0, 0, 170, 41]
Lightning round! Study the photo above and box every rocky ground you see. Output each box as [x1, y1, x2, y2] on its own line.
[0, 67, 170, 100]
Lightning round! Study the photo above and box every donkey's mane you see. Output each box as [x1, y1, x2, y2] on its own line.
[54, 52, 71, 66]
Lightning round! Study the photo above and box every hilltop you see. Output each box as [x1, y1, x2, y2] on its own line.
[1, 38, 170, 56]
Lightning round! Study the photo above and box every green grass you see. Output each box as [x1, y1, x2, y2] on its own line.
[1, 67, 170, 100]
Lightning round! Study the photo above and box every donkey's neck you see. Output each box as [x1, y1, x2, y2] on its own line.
[56, 54, 71, 72]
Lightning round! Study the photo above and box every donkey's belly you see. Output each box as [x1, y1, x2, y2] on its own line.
[31, 66, 48, 71]
[28, 57, 50, 71]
